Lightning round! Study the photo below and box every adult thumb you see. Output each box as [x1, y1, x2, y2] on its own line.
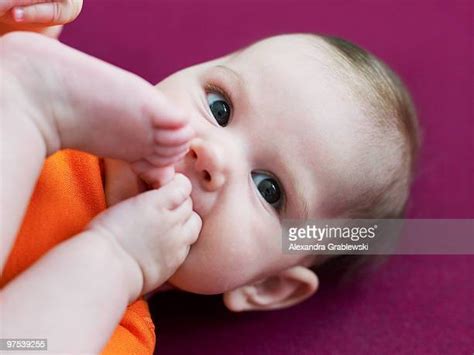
[12, 0, 83, 25]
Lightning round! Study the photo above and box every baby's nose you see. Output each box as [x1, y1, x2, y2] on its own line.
[189, 138, 226, 192]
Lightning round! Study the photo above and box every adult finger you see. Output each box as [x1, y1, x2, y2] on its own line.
[0, 0, 46, 17]
[12, 0, 83, 24]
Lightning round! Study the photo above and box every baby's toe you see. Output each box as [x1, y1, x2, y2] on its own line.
[154, 125, 194, 146]
[154, 142, 190, 157]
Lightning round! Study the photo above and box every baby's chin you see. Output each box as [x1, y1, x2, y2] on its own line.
[167, 270, 226, 295]
[167, 246, 251, 295]
[165, 245, 217, 294]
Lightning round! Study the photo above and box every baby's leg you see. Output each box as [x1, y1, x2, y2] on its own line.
[0, 32, 193, 268]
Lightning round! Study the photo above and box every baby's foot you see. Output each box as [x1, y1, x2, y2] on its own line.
[1, 32, 193, 182]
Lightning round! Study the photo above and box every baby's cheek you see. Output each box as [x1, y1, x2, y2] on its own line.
[170, 222, 261, 293]
[199, 213, 279, 281]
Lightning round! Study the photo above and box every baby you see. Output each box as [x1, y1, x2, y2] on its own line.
[0, 2, 420, 354]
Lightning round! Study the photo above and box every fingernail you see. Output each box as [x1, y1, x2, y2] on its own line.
[13, 7, 24, 22]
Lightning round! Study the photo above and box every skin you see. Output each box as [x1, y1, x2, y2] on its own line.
[0, 32, 200, 352]
[0, 2, 379, 350]
[105, 34, 371, 310]
[0, 0, 82, 36]
[1, 0, 376, 314]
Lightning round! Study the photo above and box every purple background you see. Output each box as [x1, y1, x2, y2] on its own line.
[61, 1, 473, 354]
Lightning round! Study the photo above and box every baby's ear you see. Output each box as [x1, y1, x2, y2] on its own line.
[223, 266, 319, 312]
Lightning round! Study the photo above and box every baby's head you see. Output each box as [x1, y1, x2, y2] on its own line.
[153, 33, 420, 310]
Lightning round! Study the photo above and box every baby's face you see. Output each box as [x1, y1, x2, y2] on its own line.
[153, 35, 370, 294]
[107, 35, 370, 294]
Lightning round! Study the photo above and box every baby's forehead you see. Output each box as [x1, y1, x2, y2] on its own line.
[230, 34, 335, 75]
[237, 34, 325, 56]
[224, 35, 361, 132]
[226, 36, 348, 108]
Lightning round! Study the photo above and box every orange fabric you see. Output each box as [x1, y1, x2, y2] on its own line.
[0, 149, 156, 355]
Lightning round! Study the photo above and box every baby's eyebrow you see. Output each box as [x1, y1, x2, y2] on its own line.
[215, 65, 243, 86]
[283, 169, 310, 220]
[296, 190, 310, 220]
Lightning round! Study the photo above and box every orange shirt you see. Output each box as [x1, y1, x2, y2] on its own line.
[0, 150, 156, 354]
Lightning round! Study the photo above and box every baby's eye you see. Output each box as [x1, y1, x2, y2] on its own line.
[251, 171, 284, 211]
[207, 91, 231, 127]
